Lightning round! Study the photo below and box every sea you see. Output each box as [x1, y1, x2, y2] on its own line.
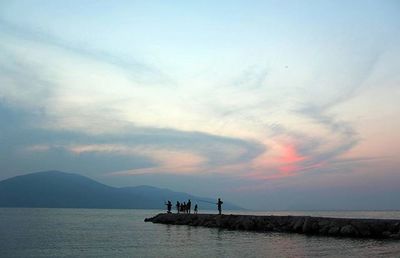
[1, 208, 399, 257]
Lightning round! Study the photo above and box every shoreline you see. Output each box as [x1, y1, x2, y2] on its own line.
[145, 213, 400, 239]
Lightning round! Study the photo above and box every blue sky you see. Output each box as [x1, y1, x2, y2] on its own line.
[1, 0, 399, 209]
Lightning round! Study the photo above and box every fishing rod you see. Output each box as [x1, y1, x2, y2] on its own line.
[193, 198, 217, 205]
[163, 198, 217, 205]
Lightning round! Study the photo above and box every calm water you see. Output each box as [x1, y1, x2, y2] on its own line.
[1, 208, 399, 257]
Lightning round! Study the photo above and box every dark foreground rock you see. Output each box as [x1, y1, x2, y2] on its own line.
[145, 213, 400, 239]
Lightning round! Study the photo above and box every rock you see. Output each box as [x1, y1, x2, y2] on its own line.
[352, 222, 371, 237]
[203, 221, 213, 227]
[318, 220, 330, 227]
[388, 222, 400, 233]
[277, 216, 288, 226]
[328, 226, 340, 235]
[292, 218, 304, 232]
[242, 219, 255, 230]
[145, 213, 400, 239]
[220, 218, 231, 228]
[302, 217, 313, 234]
[235, 223, 245, 230]
[369, 222, 386, 236]
[391, 233, 400, 239]
[319, 225, 330, 234]
[311, 222, 319, 231]
[215, 216, 221, 227]
[340, 225, 357, 236]
[265, 222, 274, 231]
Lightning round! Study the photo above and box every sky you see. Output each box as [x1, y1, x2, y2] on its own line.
[1, 0, 399, 210]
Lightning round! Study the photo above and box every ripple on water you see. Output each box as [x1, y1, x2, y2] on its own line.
[0, 208, 399, 257]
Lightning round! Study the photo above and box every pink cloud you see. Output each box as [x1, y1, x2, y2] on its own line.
[245, 142, 327, 181]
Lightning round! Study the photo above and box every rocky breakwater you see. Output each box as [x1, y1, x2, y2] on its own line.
[145, 213, 400, 239]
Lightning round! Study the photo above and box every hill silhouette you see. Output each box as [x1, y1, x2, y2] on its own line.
[0, 171, 242, 210]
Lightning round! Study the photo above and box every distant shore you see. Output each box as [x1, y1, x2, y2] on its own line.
[145, 213, 400, 239]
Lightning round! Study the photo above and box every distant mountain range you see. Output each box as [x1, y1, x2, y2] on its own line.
[0, 171, 242, 210]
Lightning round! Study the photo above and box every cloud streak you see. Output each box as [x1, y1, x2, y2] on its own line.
[0, 18, 168, 84]
[0, 100, 265, 179]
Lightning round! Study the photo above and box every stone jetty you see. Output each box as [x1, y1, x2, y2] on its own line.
[145, 213, 400, 239]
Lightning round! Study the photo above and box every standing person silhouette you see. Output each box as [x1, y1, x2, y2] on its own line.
[194, 204, 198, 214]
[165, 200, 172, 213]
[182, 202, 186, 213]
[217, 198, 223, 215]
[176, 201, 180, 213]
[187, 199, 192, 214]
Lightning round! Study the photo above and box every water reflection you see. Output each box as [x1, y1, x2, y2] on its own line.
[1, 208, 399, 257]
[230, 210, 400, 220]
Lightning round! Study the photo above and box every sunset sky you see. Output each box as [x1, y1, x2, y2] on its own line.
[1, 0, 399, 210]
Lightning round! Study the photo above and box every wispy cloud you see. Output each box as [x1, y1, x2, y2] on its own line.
[1, 0, 399, 210]
[0, 18, 168, 84]
[0, 98, 265, 178]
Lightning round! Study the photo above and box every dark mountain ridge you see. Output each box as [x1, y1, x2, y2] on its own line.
[0, 171, 242, 210]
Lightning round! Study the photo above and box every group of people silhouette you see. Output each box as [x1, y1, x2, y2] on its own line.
[165, 198, 223, 215]
[176, 200, 197, 214]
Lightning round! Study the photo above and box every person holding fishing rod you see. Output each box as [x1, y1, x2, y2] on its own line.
[165, 200, 172, 213]
[217, 198, 223, 215]
[194, 198, 223, 215]
[187, 199, 192, 214]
